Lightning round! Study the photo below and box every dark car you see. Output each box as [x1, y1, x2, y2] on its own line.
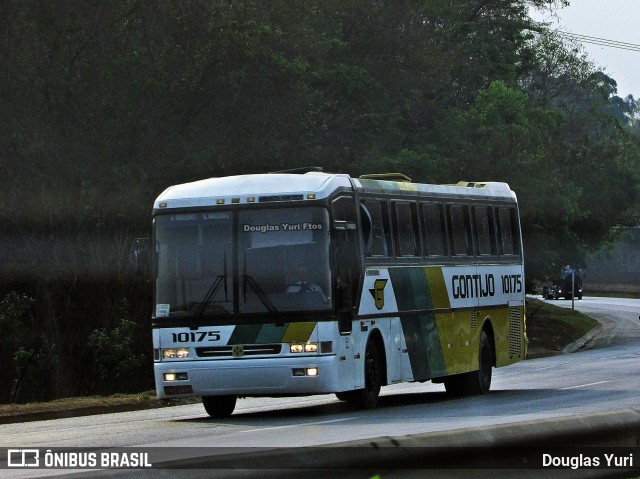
[542, 283, 556, 300]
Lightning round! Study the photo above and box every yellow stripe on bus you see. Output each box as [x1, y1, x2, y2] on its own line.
[282, 322, 316, 343]
[434, 312, 455, 375]
[425, 267, 451, 309]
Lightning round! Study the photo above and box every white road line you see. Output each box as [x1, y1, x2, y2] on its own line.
[498, 365, 556, 377]
[560, 381, 612, 390]
[239, 416, 357, 434]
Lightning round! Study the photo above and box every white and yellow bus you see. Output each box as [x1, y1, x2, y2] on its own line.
[152, 172, 526, 417]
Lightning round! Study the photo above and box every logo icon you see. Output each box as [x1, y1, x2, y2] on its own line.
[369, 279, 388, 310]
[8, 449, 40, 468]
[231, 345, 244, 358]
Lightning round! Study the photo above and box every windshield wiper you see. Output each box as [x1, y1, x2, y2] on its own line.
[242, 274, 278, 315]
[194, 274, 227, 314]
[194, 252, 229, 323]
[242, 253, 278, 315]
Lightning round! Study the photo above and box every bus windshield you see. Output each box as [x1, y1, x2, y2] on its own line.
[154, 207, 331, 319]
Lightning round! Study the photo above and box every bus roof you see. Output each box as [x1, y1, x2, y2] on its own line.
[154, 172, 352, 210]
[154, 172, 516, 210]
[355, 178, 516, 201]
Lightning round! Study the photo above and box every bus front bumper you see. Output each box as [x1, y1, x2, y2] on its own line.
[154, 355, 341, 399]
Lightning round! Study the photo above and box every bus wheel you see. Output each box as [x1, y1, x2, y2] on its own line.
[444, 331, 493, 396]
[466, 330, 493, 395]
[342, 340, 382, 409]
[202, 395, 236, 418]
[443, 374, 466, 396]
[359, 340, 382, 408]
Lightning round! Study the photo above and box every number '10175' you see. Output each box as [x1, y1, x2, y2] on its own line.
[172, 331, 221, 343]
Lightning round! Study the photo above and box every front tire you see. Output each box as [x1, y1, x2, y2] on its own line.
[202, 395, 236, 418]
[341, 340, 383, 409]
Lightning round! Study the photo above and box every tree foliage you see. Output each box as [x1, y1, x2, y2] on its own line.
[0, 0, 638, 401]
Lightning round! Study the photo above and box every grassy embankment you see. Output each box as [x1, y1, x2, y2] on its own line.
[526, 297, 599, 357]
[0, 298, 599, 422]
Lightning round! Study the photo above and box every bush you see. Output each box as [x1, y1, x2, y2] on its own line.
[87, 312, 147, 395]
[0, 292, 37, 402]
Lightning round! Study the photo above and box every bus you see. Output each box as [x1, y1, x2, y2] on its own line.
[151, 171, 526, 417]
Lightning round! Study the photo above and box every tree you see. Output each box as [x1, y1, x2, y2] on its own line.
[0, 0, 638, 401]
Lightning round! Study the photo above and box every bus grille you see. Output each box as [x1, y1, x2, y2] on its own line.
[196, 344, 282, 358]
[508, 306, 523, 358]
[470, 310, 478, 329]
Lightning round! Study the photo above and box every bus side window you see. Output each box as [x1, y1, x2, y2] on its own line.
[497, 207, 518, 255]
[393, 202, 419, 257]
[422, 203, 447, 256]
[363, 200, 391, 257]
[448, 205, 472, 256]
[474, 206, 496, 256]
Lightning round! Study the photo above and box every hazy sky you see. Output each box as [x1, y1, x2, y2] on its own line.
[530, 0, 640, 99]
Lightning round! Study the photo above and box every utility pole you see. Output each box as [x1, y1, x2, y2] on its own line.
[571, 269, 575, 310]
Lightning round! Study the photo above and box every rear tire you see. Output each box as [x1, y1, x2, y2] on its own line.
[472, 330, 493, 394]
[443, 374, 467, 396]
[202, 395, 236, 418]
[444, 330, 493, 396]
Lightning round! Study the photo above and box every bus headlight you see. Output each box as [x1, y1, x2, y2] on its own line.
[290, 343, 318, 353]
[162, 348, 190, 359]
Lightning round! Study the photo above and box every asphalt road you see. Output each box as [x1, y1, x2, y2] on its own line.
[2, 296, 640, 477]
[541, 295, 640, 349]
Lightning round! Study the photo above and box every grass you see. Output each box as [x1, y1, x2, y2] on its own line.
[0, 391, 199, 424]
[525, 297, 599, 357]
[0, 390, 154, 414]
[1, 300, 599, 422]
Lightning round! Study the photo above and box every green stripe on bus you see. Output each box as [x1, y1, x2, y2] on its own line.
[228, 322, 316, 344]
[228, 324, 263, 344]
[390, 267, 429, 309]
[254, 323, 288, 343]
[389, 268, 446, 381]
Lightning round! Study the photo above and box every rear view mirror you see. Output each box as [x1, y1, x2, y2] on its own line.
[132, 238, 152, 278]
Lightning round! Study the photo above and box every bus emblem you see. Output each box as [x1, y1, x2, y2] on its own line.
[232, 345, 244, 358]
[369, 279, 388, 310]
